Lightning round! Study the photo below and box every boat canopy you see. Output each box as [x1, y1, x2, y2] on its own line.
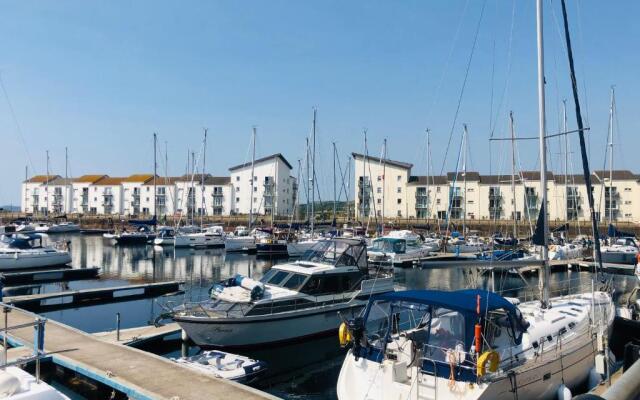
[370, 238, 406, 254]
[298, 238, 368, 270]
[371, 289, 529, 333]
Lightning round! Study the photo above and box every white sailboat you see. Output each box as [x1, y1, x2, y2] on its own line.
[336, 2, 614, 399]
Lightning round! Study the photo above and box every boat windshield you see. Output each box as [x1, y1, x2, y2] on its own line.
[370, 239, 406, 254]
[299, 240, 366, 268]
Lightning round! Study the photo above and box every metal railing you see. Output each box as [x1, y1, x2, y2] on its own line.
[0, 303, 47, 383]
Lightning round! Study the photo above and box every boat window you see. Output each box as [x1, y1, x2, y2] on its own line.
[392, 241, 406, 254]
[365, 300, 391, 346]
[425, 308, 465, 362]
[300, 240, 359, 266]
[282, 273, 307, 290]
[260, 270, 290, 286]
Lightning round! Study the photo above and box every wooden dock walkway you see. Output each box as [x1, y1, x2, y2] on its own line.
[94, 322, 181, 346]
[0, 306, 276, 400]
[1, 267, 100, 286]
[3, 281, 184, 310]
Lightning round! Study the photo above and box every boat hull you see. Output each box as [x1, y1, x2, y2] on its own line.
[256, 243, 288, 256]
[175, 235, 224, 248]
[0, 251, 71, 270]
[600, 251, 637, 265]
[224, 237, 256, 252]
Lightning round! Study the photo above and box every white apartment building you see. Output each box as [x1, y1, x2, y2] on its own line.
[353, 153, 640, 224]
[21, 154, 296, 218]
[229, 153, 297, 217]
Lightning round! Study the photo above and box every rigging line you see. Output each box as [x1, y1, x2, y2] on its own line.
[489, 0, 517, 138]
[439, 0, 488, 176]
[0, 73, 35, 175]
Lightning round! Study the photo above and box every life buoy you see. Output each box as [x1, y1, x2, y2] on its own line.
[477, 351, 500, 376]
[338, 322, 352, 347]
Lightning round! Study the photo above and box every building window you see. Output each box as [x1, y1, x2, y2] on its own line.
[377, 187, 382, 194]
[625, 200, 632, 205]
[625, 187, 631, 191]
[397, 210, 402, 217]
[397, 199, 402, 204]
[236, 176, 240, 181]
[397, 187, 401, 193]
[397, 175, 401, 181]
[377, 176, 382, 182]
[254, 197, 257, 203]
[436, 187, 441, 193]
[625, 213, 632, 217]
[377, 198, 381, 204]
[254, 187, 257, 192]
[236, 197, 240, 202]
[236, 187, 240, 192]
[468, 200, 474, 204]
[436, 199, 441, 205]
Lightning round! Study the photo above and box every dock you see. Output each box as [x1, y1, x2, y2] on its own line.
[3, 281, 184, 311]
[0, 305, 276, 400]
[576, 261, 637, 275]
[1, 267, 100, 286]
[94, 322, 181, 346]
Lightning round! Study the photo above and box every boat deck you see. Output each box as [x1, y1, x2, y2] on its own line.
[0, 305, 276, 400]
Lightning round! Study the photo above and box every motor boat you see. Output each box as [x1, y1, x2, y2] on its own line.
[224, 226, 256, 253]
[174, 225, 225, 248]
[337, 288, 614, 400]
[153, 227, 177, 246]
[368, 230, 438, 265]
[171, 237, 394, 348]
[255, 228, 289, 256]
[112, 226, 156, 245]
[0, 366, 70, 399]
[0, 233, 71, 270]
[172, 350, 266, 383]
[600, 237, 638, 265]
[446, 234, 488, 254]
[34, 222, 80, 234]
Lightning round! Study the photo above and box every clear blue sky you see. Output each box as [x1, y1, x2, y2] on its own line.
[1, 0, 639, 205]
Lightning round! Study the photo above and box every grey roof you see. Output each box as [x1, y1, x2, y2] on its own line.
[48, 177, 75, 185]
[173, 174, 230, 185]
[351, 153, 413, 170]
[228, 153, 293, 171]
[447, 171, 480, 181]
[408, 175, 448, 185]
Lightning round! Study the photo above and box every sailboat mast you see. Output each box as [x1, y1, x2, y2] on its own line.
[65, 146, 69, 213]
[382, 138, 387, 234]
[332, 141, 337, 225]
[305, 138, 310, 223]
[346, 158, 351, 222]
[249, 127, 256, 230]
[201, 129, 207, 228]
[310, 108, 316, 236]
[608, 86, 614, 225]
[426, 129, 431, 221]
[563, 100, 569, 225]
[509, 112, 517, 238]
[462, 125, 468, 236]
[191, 151, 196, 225]
[153, 133, 157, 220]
[536, 0, 550, 308]
[45, 150, 49, 216]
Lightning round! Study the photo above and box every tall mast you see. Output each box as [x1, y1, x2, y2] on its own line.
[310, 108, 316, 236]
[536, 0, 550, 308]
[381, 139, 387, 234]
[296, 159, 302, 221]
[65, 146, 69, 213]
[249, 127, 256, 229]
[45, 150, 50, 216]
[509, 112, 517, 238]
[608, 86, 614, 225]
[332, 141, 337, 225]
[153, 133, 157, 221]
[462, 125, 468, 236]
[191, 151, 196, 225]
[346, 157, 351, 222]
[201, 129, 207, 228]
[305, 138, 310, 224]
[362, 130, 367, 223]
[426, 129, 431, 220]
[563, 100, 569, 225]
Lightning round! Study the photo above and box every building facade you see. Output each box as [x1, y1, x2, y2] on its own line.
[353, 153, 640, 224]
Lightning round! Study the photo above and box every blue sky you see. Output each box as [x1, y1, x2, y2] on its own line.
[1, 1, 639, 205]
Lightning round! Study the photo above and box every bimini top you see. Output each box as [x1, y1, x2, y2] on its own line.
[374, 289, 520, 318]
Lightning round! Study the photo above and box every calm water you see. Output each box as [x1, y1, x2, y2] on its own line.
[30, 233, 639, 399]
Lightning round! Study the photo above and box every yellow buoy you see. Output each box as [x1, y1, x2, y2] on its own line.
[338, 322, 352, 347]
[477, 351, 500, 376]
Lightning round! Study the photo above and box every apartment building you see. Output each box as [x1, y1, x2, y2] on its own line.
[21, 154, 296, 218]
[353, 153, 640, 224]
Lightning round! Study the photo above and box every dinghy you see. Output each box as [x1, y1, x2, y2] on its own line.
[173, 350, 266, 383]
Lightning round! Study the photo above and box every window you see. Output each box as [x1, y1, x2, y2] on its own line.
[236, 187, 240, 192]
[254, 187, 257, 192]
[436, 187, 441, 193]
[235, 197, 240, 202]
[377, 199, 381, 204]
[436, 199, 441, 205]
[468, 200, 474, 204]
[397, 210, 402, 217]
[261, 270, 290, 286]
[377, 187, 382, 194]
[377, 176, 382, 182]
[624, 187, 631, 192]
[397, 198, 402, 204]
[468, 188, 474, 192]
[254, 197, 257, 203]
[282, 274, 307, 290]
[397, 187, 402, 193]
[254, 176, 257, 181]
[625, 201, 632, 205]
[236, 176, 240, 181]
[397, 175, 401, 181]
[625, 213, 632, 217]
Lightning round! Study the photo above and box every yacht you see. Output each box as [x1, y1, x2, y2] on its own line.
[255, 228, 289, 256]
[174, 225, 225, 248]
[337, 288, 614, 400]
[446, 234, 488, 254]
[224, 226, 256, 253]
[0, 233, 71, 270]
[600, 237, 638, 265]
[368, 230, 439, 265]
[112, 225, 156, 245]
[34, 222, 80, 234]
[153, 227, 177, 246]
[171, 238, 394, 348]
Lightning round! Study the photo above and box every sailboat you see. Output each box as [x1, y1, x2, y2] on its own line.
[336, 2, 614, 399]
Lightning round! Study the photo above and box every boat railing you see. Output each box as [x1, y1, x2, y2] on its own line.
[493, 276, 597, 303]
[0, 303, 48, 383]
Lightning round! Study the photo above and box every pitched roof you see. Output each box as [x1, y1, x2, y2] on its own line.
[94, 177, 126, 185]
[48, 177, 74, 185]
[592, 170, 638, 181]
[143, 177, 181, 185]
[229, 153, 293, 171]
[74, 175, 109, 183]
[447, 171, 480, 181]
[156, 175, 230, 185]
[351, 153, 413, 170]
[408, 175, 448, 185]
[121, 174, 155, 183]
[24, 175, 60, 184]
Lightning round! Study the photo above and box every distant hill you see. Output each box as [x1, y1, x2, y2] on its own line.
[0, 205, 20, 212]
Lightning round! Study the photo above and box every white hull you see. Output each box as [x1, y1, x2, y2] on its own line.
[2, 367, 70, 400]
[446, 244, 487, 253]
[369, 246, 434, 264]
[153, 237, 175, 246]
[175, 234, 224, 248]
[0, 250, 71, 270]
[224, 237, 256, 252]
[36, 224, 80, 234]
[177, 301, 367, 348]
[600, 250, 637, 265]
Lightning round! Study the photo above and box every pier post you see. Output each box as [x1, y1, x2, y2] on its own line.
[2, 306, 8, 367]
[116, 313, 121, 341]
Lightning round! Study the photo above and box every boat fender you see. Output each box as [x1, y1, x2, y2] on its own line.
[235, 275, 265, 300]
[477, 351, 500, 376]
[557, 384, 572, 400]
[0, 371, 20, 397]
[338, 322, 352, 347]
[474, 323, 482, 354]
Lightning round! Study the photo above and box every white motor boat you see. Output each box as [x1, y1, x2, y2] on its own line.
[175, 225, 225, 248]
[337, 288, 614, 400]
[34, 222, 80, 234]
[0, 234, 71, 270]
[0, 366, 70, 400]
[172, 238, 394, 348]
[173, 350, 266, 383]
[446, 235, 488, 254]
[548, 242, 585, 260]
[600, 237, 638, 265]
[368, 230, 438, 265]
[224, 226, 256, 253]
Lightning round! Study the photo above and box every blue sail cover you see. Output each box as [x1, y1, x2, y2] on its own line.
[607, 224, 635, 238]
[129, 216, 157, 226]
[531, 204, 546, 246]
